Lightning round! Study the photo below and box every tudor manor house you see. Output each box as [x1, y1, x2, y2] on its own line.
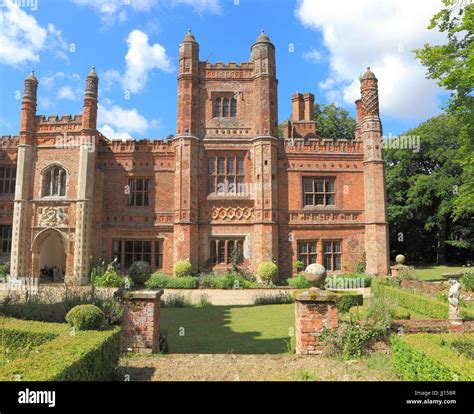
[0, 31, 389, 285]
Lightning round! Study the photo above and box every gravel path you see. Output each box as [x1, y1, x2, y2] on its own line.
[119, 353, 397, 382]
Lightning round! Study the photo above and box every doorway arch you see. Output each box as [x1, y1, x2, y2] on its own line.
[32, 228, 68, 282]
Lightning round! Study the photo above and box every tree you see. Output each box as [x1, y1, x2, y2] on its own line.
[385, 114, 473, 264]
[414, 0, 473, 219]
[314, 103, 356, 140]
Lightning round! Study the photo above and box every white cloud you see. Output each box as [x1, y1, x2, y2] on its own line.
[295, 0, 447, 120]
[71, 0, 220, 24]
[303, 48, 323, 64]
[123, 30, 174, 93]
[57, 85, 81, 100]
[98, 102, 161, 140]
[173, 0, 221, 14]
[0, 1, 69, 66]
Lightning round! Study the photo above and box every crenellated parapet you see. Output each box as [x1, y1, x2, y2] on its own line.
[200, 61, 255, 79]
[0, 135, 20, 148]
[98, 138, 175, 154]
[283, 138, 363, 154]
[35, 114, 83, 133]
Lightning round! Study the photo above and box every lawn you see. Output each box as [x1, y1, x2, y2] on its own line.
[414, 265, 467, 281]
[161, 304, 295, 354]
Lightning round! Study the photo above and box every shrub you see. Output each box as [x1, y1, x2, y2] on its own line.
[161, 293, 192, 308]
[336, 290, 363, 313]
[448, 338, 474, 359]
[257, 262, 278, 284]
[293, 261, 304, 273]
[128, 261, 152, 286]
[253, 292, 293, 305]
[372, 279, 474, 320]
[96, 298, 123, 325]
[92, 263, 125, 288]
[197, 294, 212, 307]
[0, 262, 10, 279]
[145, 273, 198, 289]
[348, 304, 411, 322]
[173, 261, 193, 277]
[286, 275, 311, 289]
[391, 333, 474, 381]
[65, 305, 105, 331]
[462, 272, 474, 292]
[197, 272, 251, 289]
[322, 320, 385, 359]
[0, 317, 120, 381]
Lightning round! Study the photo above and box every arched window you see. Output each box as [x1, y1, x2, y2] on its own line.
[43, 166, 67, 197]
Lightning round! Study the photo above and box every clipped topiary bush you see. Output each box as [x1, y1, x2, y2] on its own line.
[65, 304, 105, 331]
[336, 290, 363, 313]
[257, 262, 278, 284]
[128, 261, 153, 286]
[173, 261, 193, 277]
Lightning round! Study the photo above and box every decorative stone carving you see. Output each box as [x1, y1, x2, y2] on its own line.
[210, 206, 254, 222]
[38, 206, 68, 227]
[443, 272, 463, 325]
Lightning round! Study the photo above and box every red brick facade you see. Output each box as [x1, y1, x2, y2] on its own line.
[0, 32, 389, 284]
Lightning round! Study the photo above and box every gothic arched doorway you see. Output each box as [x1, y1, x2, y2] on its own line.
[32, 229, 67, 283]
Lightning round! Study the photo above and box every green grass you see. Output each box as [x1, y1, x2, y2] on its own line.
[414, 265, 466, 281]
[161, 304, 295, 354]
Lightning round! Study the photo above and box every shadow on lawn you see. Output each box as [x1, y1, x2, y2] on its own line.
[161, 305, 293, 355]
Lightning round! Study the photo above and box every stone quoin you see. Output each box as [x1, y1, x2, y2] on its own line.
[0, 32, 389, 284]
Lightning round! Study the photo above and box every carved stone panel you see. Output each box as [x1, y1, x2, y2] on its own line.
[37, 206, 68, 227]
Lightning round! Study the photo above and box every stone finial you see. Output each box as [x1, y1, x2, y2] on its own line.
[301, 263, 327, 288]
[26, 70, 38, 82]
[361, 66, 377, 81]
[183, 29, 196, 42]
[254, 30, 271, 44]
[87, 66, 98, 79]
[395, 254, 405, 265]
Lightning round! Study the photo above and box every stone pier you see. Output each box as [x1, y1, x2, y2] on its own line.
[294, 289, 340, 355]
[121, 289, 164, 354]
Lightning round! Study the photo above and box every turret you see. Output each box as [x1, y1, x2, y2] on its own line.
[359, 67, 389, 276]
[82, 66, 98, 131]
[20, 71, 38, 145]
[250, 31, 278, 136]
[176, 30, 200, 136]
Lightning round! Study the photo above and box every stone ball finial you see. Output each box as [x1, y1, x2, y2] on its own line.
[362, 66, 377, 81]
[302, 263, 327, 288]
[395, 254, 406, 265]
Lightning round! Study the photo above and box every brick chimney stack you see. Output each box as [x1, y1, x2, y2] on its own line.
[292, 93, 304, 121]
[303, 93, 315, 121]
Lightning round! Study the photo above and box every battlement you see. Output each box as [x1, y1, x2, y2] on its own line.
[200, 61, 254, 70]
[36, 114, 83, 124]
[0, 135, 19, 148]
[99, 138, 175, 154]
[284, 138, 363, 154]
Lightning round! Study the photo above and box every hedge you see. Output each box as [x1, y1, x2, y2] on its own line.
[336, 290, 363, 313]
[391, 333, 474, 381]
[372, 279, 474, 320]
[0, 317, 120, 381]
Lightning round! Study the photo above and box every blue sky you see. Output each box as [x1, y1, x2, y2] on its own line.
[0, 0, 448, 140]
